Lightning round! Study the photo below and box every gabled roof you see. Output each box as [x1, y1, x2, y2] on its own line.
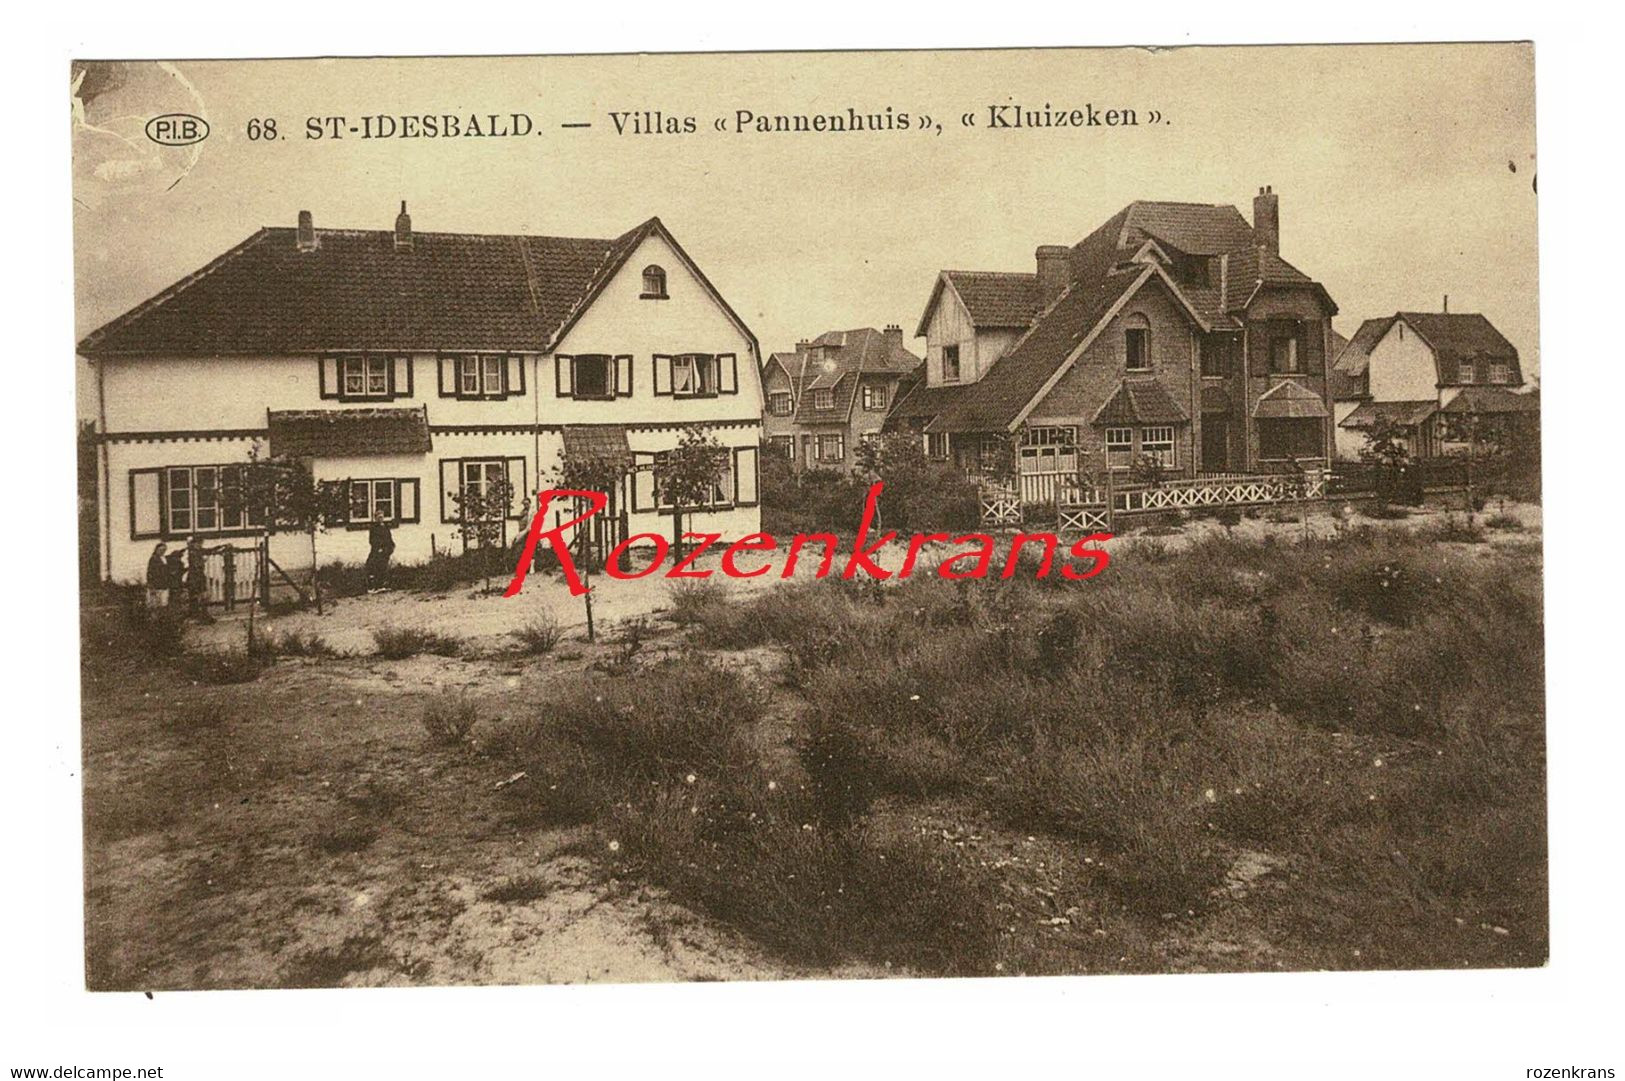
[1325, 328, 1367, 400]
[78, 215, 756, 360]
[560, 424, 633, 468]
[914, 271, 1039, 336]
[926, 267, 1149, 433]
[884, 378, 973, 429]
[1117, 201, 1258, 256]
[1091, 378, 1190, 426]
[267, 407, 432, 458]
[1333, 317, 1393, 377]
[1332, 312, 1523, 388]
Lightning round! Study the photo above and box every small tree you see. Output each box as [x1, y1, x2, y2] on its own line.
[551, 448, 630, 642]
[1129, 452, 1167, 489]
[451, 475, 515, 594]
[659, 425, 730, 561]
[241, 451, 350, 614]
[1359, 417, 1417, 509]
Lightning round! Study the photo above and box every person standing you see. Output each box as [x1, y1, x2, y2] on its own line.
[366, 518, 396, 593]
[145, 543, 170, 608]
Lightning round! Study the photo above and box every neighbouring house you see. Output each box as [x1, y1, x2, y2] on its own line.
[80, 204, 764, 586]
[1331, 307, 1538, 460]
[885, 188, 1339, 492]
[760, 327, 921, 471]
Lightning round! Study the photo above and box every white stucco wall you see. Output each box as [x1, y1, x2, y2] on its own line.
[1366, 319, 1440, 402]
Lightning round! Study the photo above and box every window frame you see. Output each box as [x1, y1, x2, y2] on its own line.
[143, 463, 265, 540]
[1268, 326, 1302, 375]
[816, 433, 846, 463]
[861, 384, 889, 412]
[1140, 425, 1176, 468]
[641, 264, 668, 300]
[925, 432, 950, 460]
[1105, 426, 1134, 470]
[672, 353, 721, 399]
[451, 354, 512, 400]
[570, 354, 616, 401]
[1488, 362, 1512, 385]
[1257, 417, 1325, 462]
[768, 391, 793, 416]
[1124, 327, 1152, 372]
[942, 344, 962, 384]
[810, 387, 835, 411]
[1457, 360, 1477, 385]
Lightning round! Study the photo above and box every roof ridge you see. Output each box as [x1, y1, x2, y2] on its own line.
[261, 224, 621, 245]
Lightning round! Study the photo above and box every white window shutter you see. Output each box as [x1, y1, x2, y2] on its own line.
[615, 355, 633, 397]
[735, 447, 759, 505]
[506, 355, 525, 397]
[439, 460, 460, 522]
[555, 355, 573, 398]
[320, 357, 340, 399]
[504, 457, 528, 518]
[720, 353, 738, 394]
[129, 469, 163, 538]
[653, 354, 673, 396]
[438, 357, 456, 398]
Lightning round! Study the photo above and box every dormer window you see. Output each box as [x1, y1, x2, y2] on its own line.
[1489, 362, 1512, 385]
[811, 388, 835, 410]
[1458, 361, 1476, 385]
[641, 265, 668, 299]
[942, 344, 962, 383]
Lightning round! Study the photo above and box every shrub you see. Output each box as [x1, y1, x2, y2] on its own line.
[266, 629, 338, 657]
[421, 692, 478, 745]
[512, 614, 562, 655]
[1484, 512, 1523, 532]
[372, 625, 463, 659]
[667, 578, 728, 627]
[481, 874, 552, 903]
[178, 649, 268, 685]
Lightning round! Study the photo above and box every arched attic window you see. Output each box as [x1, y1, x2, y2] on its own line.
[1124, 313, 1152, 372]
[641, 265, 668, 299]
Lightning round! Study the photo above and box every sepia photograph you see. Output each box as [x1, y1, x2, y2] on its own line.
[68, 44, 1550, 994]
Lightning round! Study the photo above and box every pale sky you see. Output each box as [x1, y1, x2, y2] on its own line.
[73, 44, 1537, 414]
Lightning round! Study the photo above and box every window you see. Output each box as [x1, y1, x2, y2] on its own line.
[1258, 418, 1324, 461]
[1019, 426, 1079, 474]
[455, 460, 511, 526]
[768, 392, 793, 416]
[1269, 325, 1302, 374]
[1489, 362, 1512, 385]
[925, 432, 949, 460]
[341, 356, 391, 398]
[770, 436, 796, 458]
[862, 384, 888, 411]
[1457, 360, 1476, 385]
[346, 479, 418, 525]
[573, 354, 614, 399]
[942, 344, 961, 383]
[653, 450, 735, 509]
[817, 434, 845, 463]
[641, 265, 668, 299]
[1200, 335, 1234, 377]
[811, 387, 835, 410]
[1141, 425, 1176, 468]
[1124, 316, 1151, 372]
[673, 353, 720, 398]
[1105, 427, 1134, 470]
[159, 464, 262, 536]
[458, 355, 508, 398]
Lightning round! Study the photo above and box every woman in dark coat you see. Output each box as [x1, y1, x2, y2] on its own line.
[145, 543, 170, 608]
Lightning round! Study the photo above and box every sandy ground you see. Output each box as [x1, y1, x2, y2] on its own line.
[188, 500, 1542, 657]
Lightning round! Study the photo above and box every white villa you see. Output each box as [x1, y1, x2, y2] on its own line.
[80, 205, 764, 588]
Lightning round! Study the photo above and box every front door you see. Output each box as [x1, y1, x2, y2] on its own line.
[1201, 419, 1229, 473]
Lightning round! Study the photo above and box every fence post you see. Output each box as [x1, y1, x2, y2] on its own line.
[222, 548, 236, 611]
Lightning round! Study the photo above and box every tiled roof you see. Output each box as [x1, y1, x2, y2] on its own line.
[927, 267, 1147, 433]
[1121, 201, 1258, 256]
[915, 197, 1335, 434]
[945, 272, 1040, 328]
[1339, 399, 1438, 429]
[1441, 387, 1541, 415]
[883, 379, 973, 427]
[1332, 317, 1393, 377]
[1252, 378, 1329, 419]
[1089, 377, 1190, 426]
[79, 216, 673, 356]
[1400, 313, 1518, 362]
[561, 424, 633, 468]
[267, 407, 432, 458]
[787, 328, 921, 424]
[1325, 328, 1367, 400]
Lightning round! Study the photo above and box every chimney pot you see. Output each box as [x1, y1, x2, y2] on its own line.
[394, 201, 413, 251]
[1253, 187, 1280, 255]
[296, 209, 316, 252]
[1035, 245, 1071, 308]
[883, 324, 903, 352]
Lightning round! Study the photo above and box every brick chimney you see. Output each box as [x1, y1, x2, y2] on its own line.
[296, 209, 317, 252]
[1253, 186, 1279, 255]
[1035, 245, 1071, 308]
[883, 324, 903, 353]
[394, 201, 413, 251]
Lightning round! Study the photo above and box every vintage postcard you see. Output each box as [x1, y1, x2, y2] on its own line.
[73, 45, 1542, 990]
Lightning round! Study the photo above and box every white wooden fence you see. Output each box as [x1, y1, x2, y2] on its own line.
[980, 467, 1327, 529]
